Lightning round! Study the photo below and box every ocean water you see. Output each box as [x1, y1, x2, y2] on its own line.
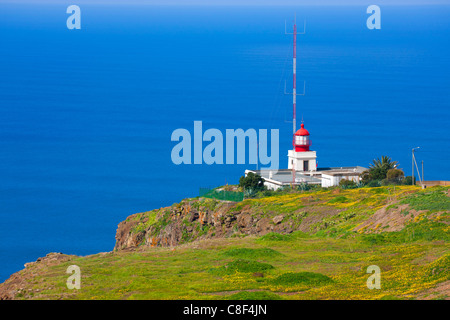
[0, 4, 449, 282]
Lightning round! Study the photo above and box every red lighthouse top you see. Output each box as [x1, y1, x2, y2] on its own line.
[296, 123, 310, 136]
[293, 123, 311, 152]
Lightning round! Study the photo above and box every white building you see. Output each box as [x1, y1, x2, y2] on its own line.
[245, 122, 367, 189]
[287, 123, 317, 172]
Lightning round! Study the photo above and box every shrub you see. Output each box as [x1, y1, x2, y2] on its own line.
[209, 259, 275, 275]
[257, 232, 293, 242]
[366, 180, 381, 188]
[339, 179, 357, 189]
[239, 172, 265, 192]
[360, 156, 400, 184]
[386, 168, 404, 182]
[328, 196, 348, 204]
[403, 176, 416, 185]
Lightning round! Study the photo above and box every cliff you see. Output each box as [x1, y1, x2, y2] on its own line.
[113, 186, 449, 251]
[1, 185, 449, 300]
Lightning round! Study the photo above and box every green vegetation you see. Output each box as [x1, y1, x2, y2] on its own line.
[400, 188, 450, 211]
[199, 188, 244, 202]
[339, 179, 357, 189]
[4, 185, 448, 300]
[239, 172, 265, 197]
[256, 232, 294, 242]
[209, 259, 275, 276]
[362, 215, 450, 245]
[228, 291, 283, 300]
[222, 248, 283, 259]
[327, 196, 349, 204]
[360, 155, 410, 186]
[270, 272, 333, 286]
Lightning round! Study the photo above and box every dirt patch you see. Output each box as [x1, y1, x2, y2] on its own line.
[354, 204, 422, 233]
[416, 280, 450, 300]
[296, 206, 343, 233]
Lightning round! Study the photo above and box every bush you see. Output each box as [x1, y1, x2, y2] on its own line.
[386, 168, 404, 181]
[257, 232, 293, 242]
[360, 156, 400, 184]
[328, 196, 348, 204]
[403, 176, 416, 185]
[339, 179, 357, 189]
[239, 172, 265, 193]
[366, 180, 381, 188]
[209, 259, 275, 275]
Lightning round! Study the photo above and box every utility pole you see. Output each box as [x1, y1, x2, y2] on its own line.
[412, 147, 420, 186]
[421, 160, 424, 182]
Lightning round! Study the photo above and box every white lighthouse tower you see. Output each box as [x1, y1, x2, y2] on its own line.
[288, 122, 317, 172]
[243, 18, 368, 190]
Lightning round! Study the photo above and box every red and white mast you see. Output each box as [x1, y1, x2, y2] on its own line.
[292, 22, 297, 187]
[293, 22, 297, 136]
[285, 17, 305, 188]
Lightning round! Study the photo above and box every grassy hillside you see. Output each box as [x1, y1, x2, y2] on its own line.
[1, 185, 449, 300]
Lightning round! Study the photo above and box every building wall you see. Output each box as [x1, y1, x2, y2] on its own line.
[264, 181, 282, 191]
[321, 174, 337, 188]
[321, 174, 360, 188]
[287, 150, 317, 172]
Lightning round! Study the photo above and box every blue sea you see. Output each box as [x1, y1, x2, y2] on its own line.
[0, 4, 449, 282]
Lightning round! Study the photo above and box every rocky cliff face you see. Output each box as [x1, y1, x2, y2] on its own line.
[114, 197, 297, 251]
[0, 253, 75, 300]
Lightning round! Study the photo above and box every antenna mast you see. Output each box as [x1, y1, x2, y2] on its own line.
[285, 17, 306, 189]
[293, 18, 297, 135]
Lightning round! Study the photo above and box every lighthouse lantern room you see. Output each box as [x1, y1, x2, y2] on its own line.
[288, 122, 317, 172]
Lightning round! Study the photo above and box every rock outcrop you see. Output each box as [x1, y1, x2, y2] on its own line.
[0, 253, 75, 300]
[114, 198, 296, 251]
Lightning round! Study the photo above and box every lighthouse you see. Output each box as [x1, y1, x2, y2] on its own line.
[243, 18, 367, 190]
[288, 122, 317, 172]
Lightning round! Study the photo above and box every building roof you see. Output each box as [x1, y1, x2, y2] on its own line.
[295, 123, 310, 136]
[245, 166, 368, 186]
[246, 169, 322, 185]
[316, 166, 367, 176]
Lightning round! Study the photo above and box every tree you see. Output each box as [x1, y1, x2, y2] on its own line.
[368, 156, 399, 180]
[386, 168, 404, 184]
[403, 176, 416, 185]
[239, 172, 265, 192]
[361, 156, 399, 184]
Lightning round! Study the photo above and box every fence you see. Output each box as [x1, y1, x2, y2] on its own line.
[199, 187, 244, 202]
[419, 181, 450, 187]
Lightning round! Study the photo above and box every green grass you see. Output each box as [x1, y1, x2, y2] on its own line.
[361, 218, 450, 244]
[400, 188, 450, 212]
[256, 232, 294, 242]
[209, 259, 275, 276]
[9, 232, 449, 300]
[270, 272, 333, 286]
[222, 248, 283, 259]
[328, 196, 349, 204]
[228, 291, 283, 300]
[5, 185, 449, 300]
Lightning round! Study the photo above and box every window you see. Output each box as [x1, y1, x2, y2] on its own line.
[303, 160, 309, 171]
